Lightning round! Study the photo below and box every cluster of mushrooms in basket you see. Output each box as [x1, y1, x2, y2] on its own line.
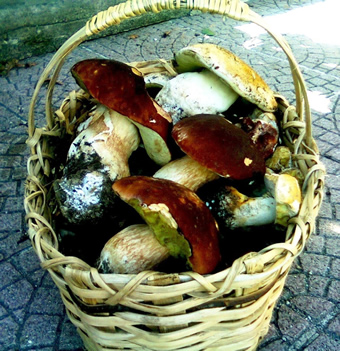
[54, 43, 302, 275]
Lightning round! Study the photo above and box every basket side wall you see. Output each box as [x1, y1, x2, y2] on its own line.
[0, 0, 189, 62]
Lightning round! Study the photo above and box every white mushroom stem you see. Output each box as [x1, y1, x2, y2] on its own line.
[68, 104, 140, 181]
[155, 69, 239, 124]
[98, 224, 170, 274]
[206, 186, 276, 229]
[153, 155, 219, 192]
[264, 172, 302, 227]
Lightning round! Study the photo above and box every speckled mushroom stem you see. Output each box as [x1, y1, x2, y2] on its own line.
[99, 224, 170, 274]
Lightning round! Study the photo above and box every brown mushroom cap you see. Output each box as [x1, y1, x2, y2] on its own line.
[172, 114, 266, 180]
[72, 59, 170, 137]
[175, 43, 278, 112]
[112, 176, 221, 274]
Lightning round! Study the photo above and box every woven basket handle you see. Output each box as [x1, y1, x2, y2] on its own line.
[28, 0, 312, 148]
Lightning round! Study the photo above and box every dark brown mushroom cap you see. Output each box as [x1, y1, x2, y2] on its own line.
[172, 114, 266, 180]
[112, 176, 221, 274]
[71, 59, 171, 140]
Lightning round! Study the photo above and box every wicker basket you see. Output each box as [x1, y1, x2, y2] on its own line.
[25, 1, 326, 350]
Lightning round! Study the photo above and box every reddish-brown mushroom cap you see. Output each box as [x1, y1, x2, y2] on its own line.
[112, 176, 221, 274]
[72, 59, 170, 138]
[172, 114, 266, 180]
[71, 59, 172, 165]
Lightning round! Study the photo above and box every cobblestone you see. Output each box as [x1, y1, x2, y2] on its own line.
[308, 274, 330, 297]
[0, 316, 19, 349]
[0, 0, 339, 350]
[0, 280, 34, 310]
[328, 314, 340, 337]
[330, 258, 340, 279]
[292, 296, 335, 321]
[29, 287, 65, 315]
[304, 333, 339, 351]
[300, 253, 331, 275]
[19, 315, 61, 349]
[0, 262, 22, 287]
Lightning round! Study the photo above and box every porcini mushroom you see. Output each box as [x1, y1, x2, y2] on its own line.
[155, 69, 238, 124]
[99, 224, 170, 274]
[199, 171, 301, 232]
[54, 105, 140, 224]
[71, 59, 172, 165]
[112, 176, 221, 274]
[174, 43, 278, 112]
[154, 114, 266, 191]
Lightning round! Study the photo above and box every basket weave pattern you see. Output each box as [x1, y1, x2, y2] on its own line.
[25, 1, 326, 350]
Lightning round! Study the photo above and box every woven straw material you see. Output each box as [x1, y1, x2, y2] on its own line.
[25, 1, 326, 350]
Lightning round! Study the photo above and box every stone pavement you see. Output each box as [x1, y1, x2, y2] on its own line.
[0, 0, 339, 350]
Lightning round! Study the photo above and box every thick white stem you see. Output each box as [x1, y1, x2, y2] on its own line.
[153, 155, 219, 191]
[227, 195, 276, 228]
[56, 105, 140, 224]
[265, 173, 301, 227]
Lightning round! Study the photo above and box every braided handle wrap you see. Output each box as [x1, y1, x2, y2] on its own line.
[86, 0, 250, 36]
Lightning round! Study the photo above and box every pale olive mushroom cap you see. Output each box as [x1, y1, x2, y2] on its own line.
[264, 173, 302, 227]
[175, 43, 278, 112]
